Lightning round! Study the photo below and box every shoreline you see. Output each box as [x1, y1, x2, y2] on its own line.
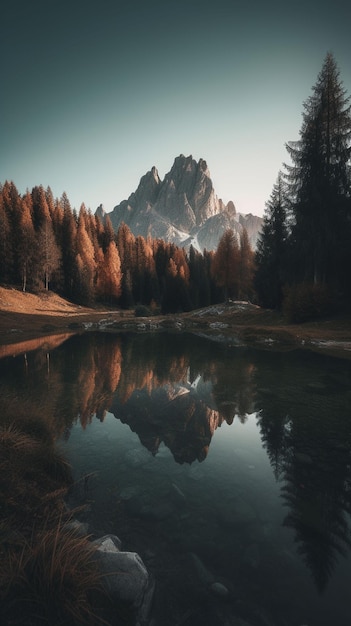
[1, 309, 351, 361]
[1, 286, 351, 359]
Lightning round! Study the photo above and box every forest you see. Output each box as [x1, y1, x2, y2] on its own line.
[0, 180, 255, 313]
[1, 53, 350, 321]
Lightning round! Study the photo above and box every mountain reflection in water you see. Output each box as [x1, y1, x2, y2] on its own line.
[1, 331, 351, 626]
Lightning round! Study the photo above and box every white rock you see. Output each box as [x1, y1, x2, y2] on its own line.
[210, 582, 229, 597]
[92, 534, 154, 619]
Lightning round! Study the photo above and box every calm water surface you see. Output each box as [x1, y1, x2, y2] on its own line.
[1, 331, 351, 626]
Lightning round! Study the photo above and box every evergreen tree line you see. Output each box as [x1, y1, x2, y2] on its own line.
[255, 53, 351, 319]
[0, 180, 255, 313]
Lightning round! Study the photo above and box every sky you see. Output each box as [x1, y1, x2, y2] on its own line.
[1, 0, 351, 218]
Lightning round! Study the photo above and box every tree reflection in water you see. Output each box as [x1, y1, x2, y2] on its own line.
[1, 331, 351, 611]
[255, 351, 351, 594]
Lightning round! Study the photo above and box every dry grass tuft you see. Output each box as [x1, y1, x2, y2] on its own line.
[0, 420, 114, 625]
[0, 521, 108, 626]
[0, 422, 72, 534]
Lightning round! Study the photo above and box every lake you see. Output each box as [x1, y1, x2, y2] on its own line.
[1, 330, 351, 626]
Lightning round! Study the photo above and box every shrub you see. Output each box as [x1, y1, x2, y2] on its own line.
[149, 299, 161, 315]
[282, 282, 333, 323]
[134, 304, 153, 317]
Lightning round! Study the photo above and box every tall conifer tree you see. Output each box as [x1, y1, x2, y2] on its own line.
[60, 193, 77, 299]
[0, 183, 14, 283]
[99, 241, 122, 303]
[18, 192, 36, 291]
[31, 185, 51, 230]
[211, 229, 240, 301]
[255, 172, 288, 308]
[284, 52, 351, 291]
[116, 223, 136, 307]
[239, 227, 255, 300]
[75, 204, 97, 303]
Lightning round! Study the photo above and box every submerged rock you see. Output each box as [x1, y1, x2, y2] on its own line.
[209, 581, 229, 597]
[94, 534, 122, 552]
[92, 534, 154, 625]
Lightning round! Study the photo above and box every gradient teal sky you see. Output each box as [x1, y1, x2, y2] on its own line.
[1, 0, 350, 217]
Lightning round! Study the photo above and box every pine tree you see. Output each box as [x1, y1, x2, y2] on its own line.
[102, 215, 115, 252]
[1, 181, 23, 284]
[284, 52, 351, 292]
[17, 192, 36, 291]
[0, 184, 14, 283]
[255, 172, 289, 308]
[121, 269, 134, 308]
[31, 185, 51, 230]
[211, 229, 240, 301]
[94, 214, 105, 249]
[116, 223, 136, 308]
[201, 250, 221, 304]
[239, 227, 255, 300]
[133, 235, 148, 303]
[116, 222, 135, 267]
[132, 235, 159, 306]
[45, 187, 58, 223]
[29, 186, 61, 291]
[188, 245, 211, 309]
[60, 193, 77, 299]
[158, 244, 191, 313]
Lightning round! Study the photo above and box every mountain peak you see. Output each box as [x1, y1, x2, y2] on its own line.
[101, 156, 262, 250]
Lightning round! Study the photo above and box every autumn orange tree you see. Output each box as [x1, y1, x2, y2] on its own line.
[97, 240, 122, 303]
[30, 185, 62, 291]
[133, 235, 158, 305]
[8, 186, 36, 291]
[75, 204, 97, 303]
[38, 218, 61, 291]
[116, 222, 136, 308]
[0, 184, 13, 284]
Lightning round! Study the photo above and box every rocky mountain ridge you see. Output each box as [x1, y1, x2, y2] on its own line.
[96, 155, 263, 251]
